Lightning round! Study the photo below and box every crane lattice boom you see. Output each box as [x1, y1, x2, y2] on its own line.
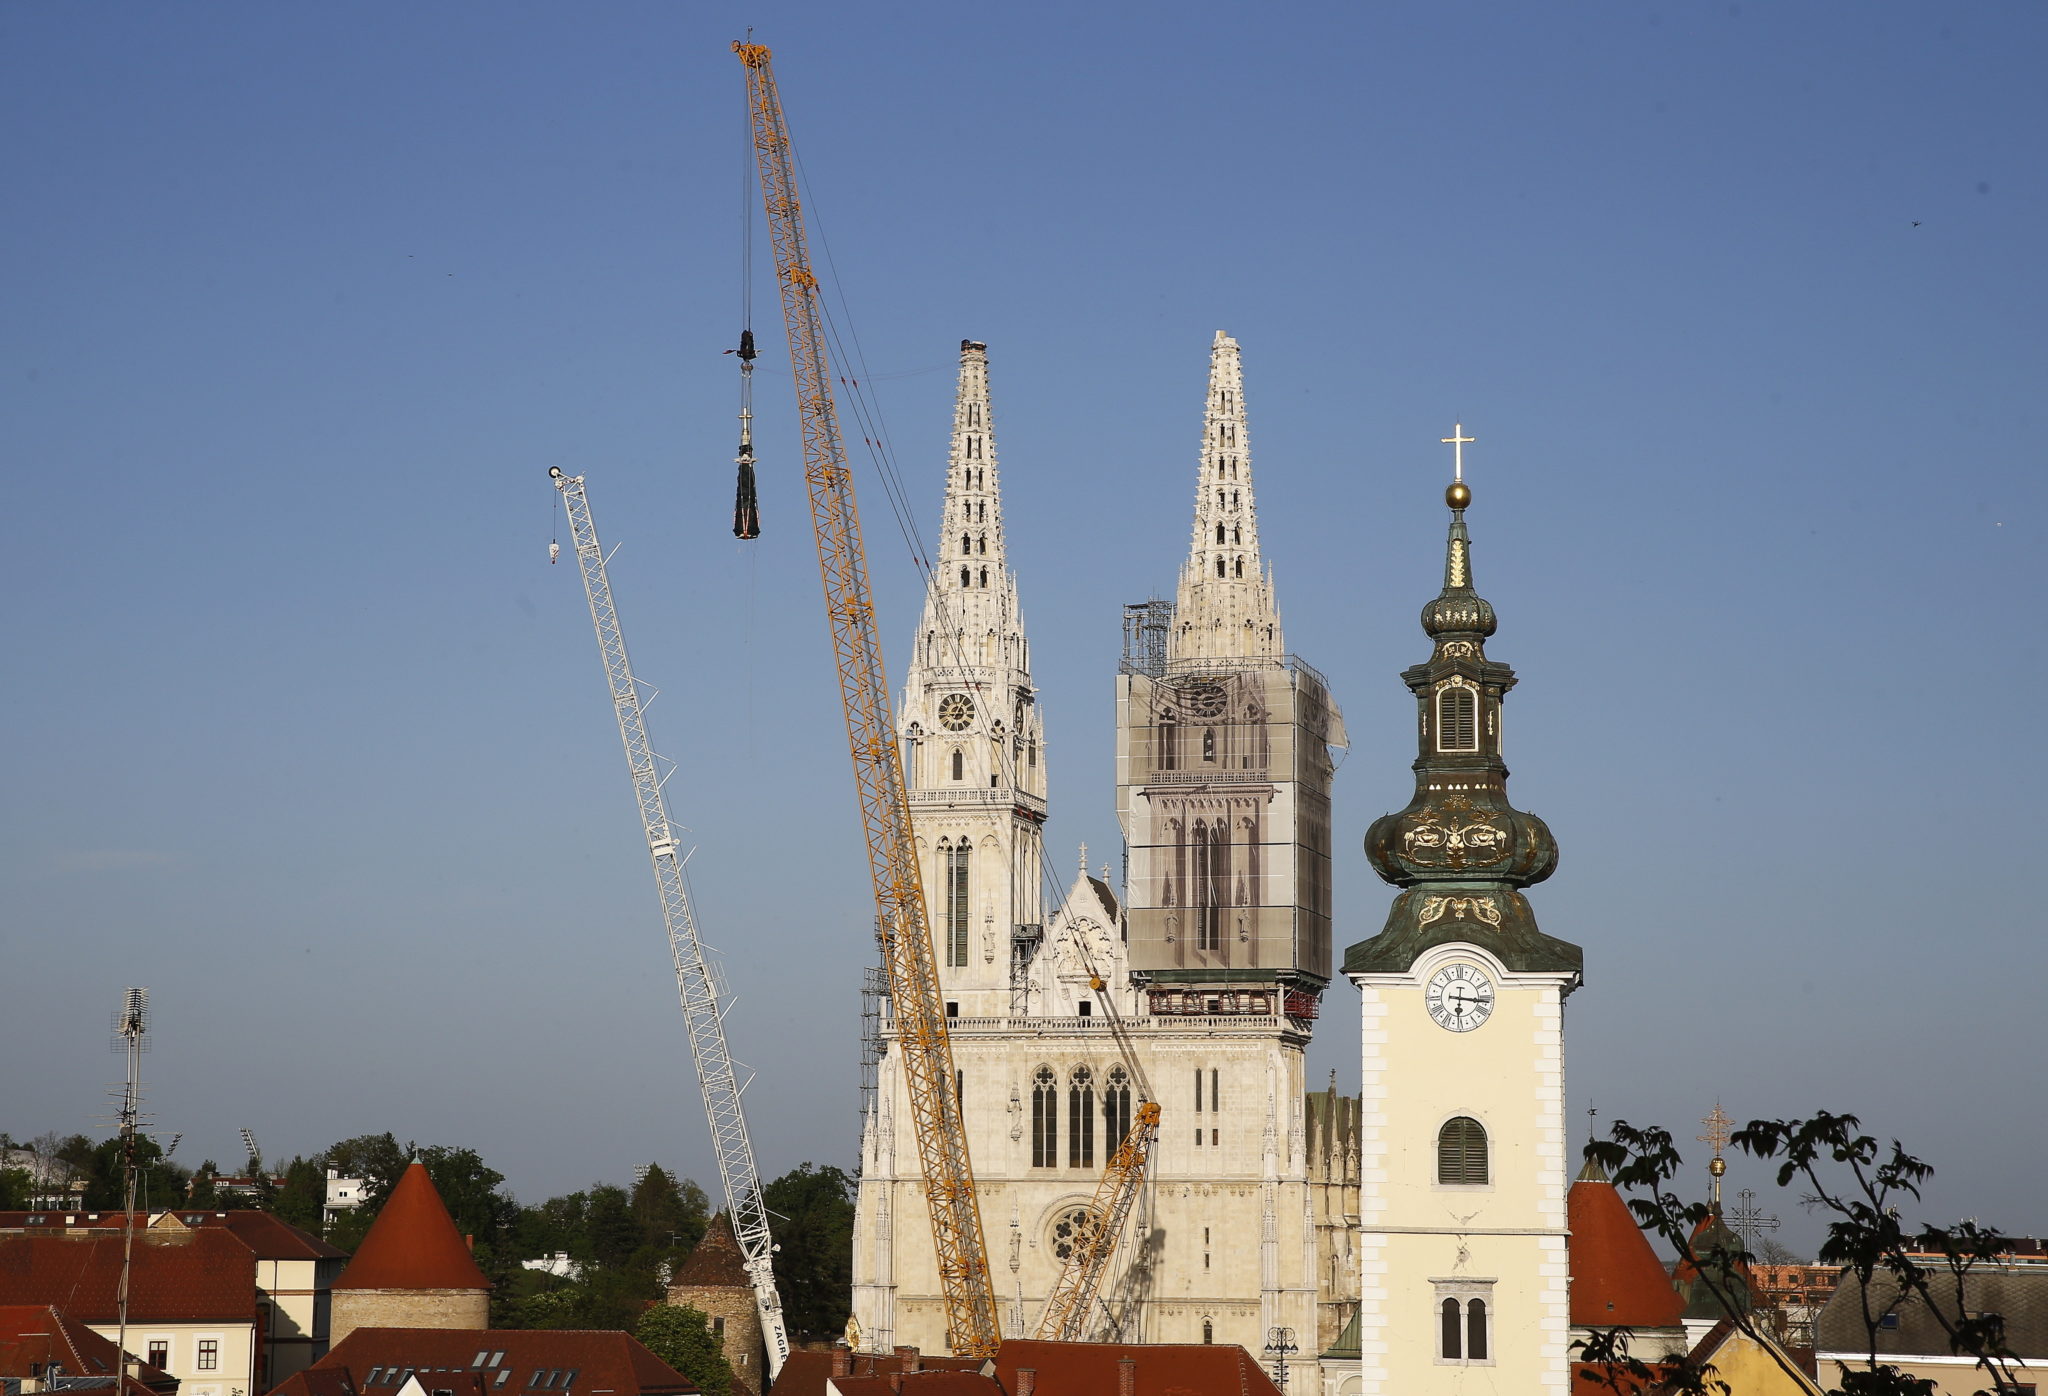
[549, 467, 791, 1379]
[1034, 1102, 1162, 1342]
[733, 41, 1001, 1359]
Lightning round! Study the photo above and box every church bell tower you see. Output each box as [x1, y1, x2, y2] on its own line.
[1343, 431, 1583, 1393]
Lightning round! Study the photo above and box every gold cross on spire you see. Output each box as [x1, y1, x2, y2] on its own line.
[1441, 423, 1475, 483]
[1698, 1101, 1732, 1157]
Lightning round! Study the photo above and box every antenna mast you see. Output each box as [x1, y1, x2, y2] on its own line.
[113, 988, 150, 1389]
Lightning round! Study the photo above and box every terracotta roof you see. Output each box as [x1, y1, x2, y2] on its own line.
[830, 1375, 999, 1396]
[0, 1304, 177, 1392]
[1568, 1172, 1686, 1328]
[989, 1339, 1283, 1396]
[1815, 1269, 2048, 1363]
[0, 1229, 258, 1323]
[770, 1349, 982, 1396]
[0, 1210, 343, 1262]
[672, 1215, 749, 1289]
[333, 1164, 490, 1293]
[268, 1327, 697, 1396]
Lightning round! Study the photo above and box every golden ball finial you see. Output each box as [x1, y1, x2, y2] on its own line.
[1446, 480, 1471, 509]
[1709, 1156, 1727, 1177]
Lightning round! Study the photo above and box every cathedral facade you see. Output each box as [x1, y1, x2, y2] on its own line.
[850, 336, 1357, 1388]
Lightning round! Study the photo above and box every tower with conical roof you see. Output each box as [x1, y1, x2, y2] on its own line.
[1116, 330, 1344, 988]
[1342, 432, 1582, 1394]
[329, 1162, 490, 1344]
[667, 1214, 764, 1396]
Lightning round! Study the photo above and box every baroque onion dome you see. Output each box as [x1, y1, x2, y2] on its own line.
[1349, 464, 1580, 976]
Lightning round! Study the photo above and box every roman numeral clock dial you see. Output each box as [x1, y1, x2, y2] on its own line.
[1424, 963, 1496, 1032]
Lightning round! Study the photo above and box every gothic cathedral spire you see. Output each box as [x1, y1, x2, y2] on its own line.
[1169, 331, 1283, 665]
[898, 340, 1046, 1005]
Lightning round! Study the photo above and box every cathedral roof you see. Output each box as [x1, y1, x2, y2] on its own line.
[1568, 1167, 1687, 1328]
[332, 1162, 490, 1292]
[670, 1213, 749, 1289]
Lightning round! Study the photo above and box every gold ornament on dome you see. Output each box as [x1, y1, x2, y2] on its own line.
[1401, 802, 1509, 867]
[1417, 895, 1502, 928]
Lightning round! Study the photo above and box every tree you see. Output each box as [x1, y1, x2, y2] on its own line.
[634, 1303, 733, 1396]
[323, 1133, 410, 1204]
[631, 1164, 708, 1257]
[0, 1167, 32, 1209]
[585, 1184, 642, 1272]
[759, 1163, 855, 1341]
[1577, 1112, 2025, 1396]
[186, 1161, 222, 1208]
[274, 1156, 326, 1233]
[414, 1145, 519, 1258]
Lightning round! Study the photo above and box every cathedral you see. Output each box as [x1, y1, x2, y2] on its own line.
[850, 332, 1588, 1393]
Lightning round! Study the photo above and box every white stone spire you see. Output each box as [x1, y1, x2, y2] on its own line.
[897, 339, 1045, 1006]
[1169, 330, 1284, 665]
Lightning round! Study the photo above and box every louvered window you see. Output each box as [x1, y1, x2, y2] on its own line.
[1436, 686, 1479, 752]
[1437, 1116, 1488, 1185]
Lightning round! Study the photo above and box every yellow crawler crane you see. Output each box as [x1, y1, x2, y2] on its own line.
[733, 41, 1001, 1360]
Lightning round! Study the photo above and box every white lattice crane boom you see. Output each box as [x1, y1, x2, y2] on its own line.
[548, 466, 790, 1379]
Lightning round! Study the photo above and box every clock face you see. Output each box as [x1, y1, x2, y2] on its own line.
[938, 693, 975, 731]
[1183, 682, 1228, 718]
[1425, 963, 1495, 1032]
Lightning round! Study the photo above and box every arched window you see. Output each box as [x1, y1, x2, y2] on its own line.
[1201, 1318, 1214, 1345]
[1234, 557, 1244, 577]
[1216, 557, 1226, 578]
[951, 748, 965, 782]
[1468, 1299, 1489, 1360]
[1437, 1116, 1488, 1185]
[967, 435, 980, 459]
[1232, 525, 1240, 543]
[1436, 684, 1479, 753]
[979, 567, 989, 587]
[1438, 1293, 1490, 1363]
[1159, 714, 1177, 772]
[1216, 523, 1226, 544]
[944, 840, 971, 968]
[1103, 1067, 1132, 1149]
[1202, 727, 1216, 763]
[977, 533, 986, 555]
[962, 532, 972, 556]
[959, 566, 970, 587]
[1440, 1298, 1462, 1359]
[1067, 1066, 1095, 1169]
[1031, 1067, 1057, 1168]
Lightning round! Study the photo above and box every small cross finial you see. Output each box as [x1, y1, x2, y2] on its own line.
[1441, 423, 1475, 483]
[1078, 842, 1088, 877]
[1587, 1103, 1598, 1141]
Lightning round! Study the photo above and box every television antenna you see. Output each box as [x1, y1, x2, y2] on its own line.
[111, 988, 150, 1386]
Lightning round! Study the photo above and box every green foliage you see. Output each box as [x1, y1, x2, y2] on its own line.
[493, 1162, 716, 1333]
[1576, 1113, 2024, 1396]
[632, 1165, 709, 1257]
[186, 1161, 221, 1209]
[0, 1168, 32, 1209]
[633, 1304, 732, 1396]
[760, 1162, 855, 1341]
[275, 1156, 326, 1233]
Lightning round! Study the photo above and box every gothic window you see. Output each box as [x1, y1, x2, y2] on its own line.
[1050, 1206, 1095, 1262]
[1159, 715, 1177, 772]
[967, 435, 980, 459]
[1216, 557, 1226, 578]
[1438, 1293, 1491, 1363]
[1232, 525, 1240, 543]
[952, 748, 965, 782]
[963, 532, 972, 555]
[1068, 1066, 1095, 1169]
[1232, 490, 1239, 507]
[1202, 727, 1216, 762]
[1028, 740, 1037, 768]
[960, 567, 971, 587]
[968, 403, 980, 428]
[1031, 1067, 1057, 1167]
[1104, 1066, 1132, 1147]
[1437, 1116, 1489, 1185]
[1216, 523, 1226, 544]
[1202, 1318, 1214, 1344]
[1234, 556, 1244, 577]
[1436, 685, 1479, 753]
[945, 841, 971, 968]
[979, 567, 989, 587]
[977, 533, 986, 554]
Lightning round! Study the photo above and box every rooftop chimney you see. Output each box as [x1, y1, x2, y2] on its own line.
[894, 1346, 919, 1373]
[1015, 1368, 1036, 1396]
[887, 1376, 902, 1395]
[831, 1345, 852, 1379]
[1118, 1355, 1137, 1396]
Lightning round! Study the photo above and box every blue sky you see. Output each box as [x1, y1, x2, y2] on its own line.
[4, 2, 2042, 1254]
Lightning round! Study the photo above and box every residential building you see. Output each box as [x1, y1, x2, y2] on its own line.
[0, 1304, 178, 1396]
[322, 1177, 367, 1231]
[1814, 1269, 2047, 1395]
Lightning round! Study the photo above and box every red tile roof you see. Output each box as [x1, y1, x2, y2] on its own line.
[0, 1303, 177, 1391]
[268, 1327, 697, 1396]
[0, 1210, 344, 1262]
[831, 1375, 1000, 1396]
[989, 1339, 1283, 1396]
[771, 1349, 983, 1396]
[671, 1215, 749, 1289]
[1568, 1173, 1686, 1329]
[333, 1165, 490, 1293]
[0, 1229, 258, 1323]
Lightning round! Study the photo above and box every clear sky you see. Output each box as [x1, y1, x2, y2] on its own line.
[4, 2, 2042, 1255]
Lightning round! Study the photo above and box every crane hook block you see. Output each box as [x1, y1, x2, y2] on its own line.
[734, 452, 762, 540]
